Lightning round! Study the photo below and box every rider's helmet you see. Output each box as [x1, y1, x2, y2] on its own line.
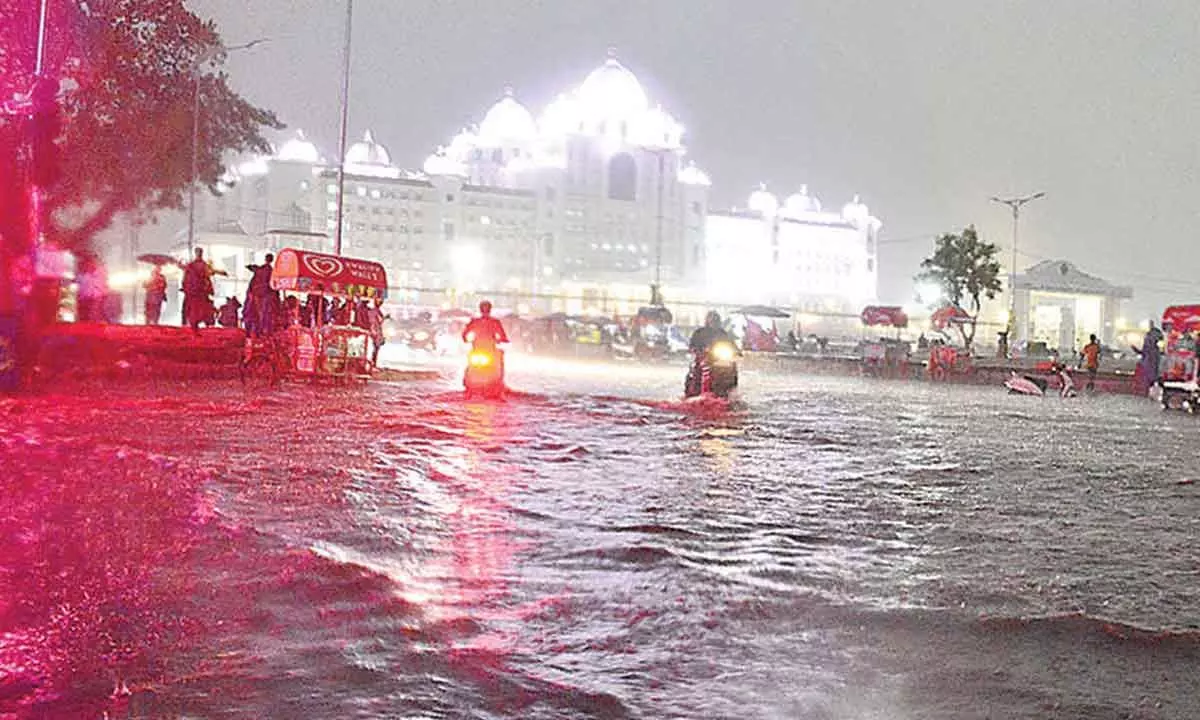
[705, 310, 722, 329]
[479, 300, 493, 317]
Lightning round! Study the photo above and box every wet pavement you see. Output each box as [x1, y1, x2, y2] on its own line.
[1, 355, 1197, 719]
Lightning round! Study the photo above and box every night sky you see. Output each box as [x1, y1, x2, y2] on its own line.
[190, 0, 1200, 315]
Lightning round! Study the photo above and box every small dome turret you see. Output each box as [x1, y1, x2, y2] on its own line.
[748, 184, 779, 217]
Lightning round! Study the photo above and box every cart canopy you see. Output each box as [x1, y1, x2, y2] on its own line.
[1161, 305, 1200, 333]
[271, 248, 388, 299]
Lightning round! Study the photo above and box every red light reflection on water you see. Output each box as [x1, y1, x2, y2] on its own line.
[0, 434, 211, 715]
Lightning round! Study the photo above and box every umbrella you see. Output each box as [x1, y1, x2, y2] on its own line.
[733, 305, 790, 319]
[137, 253, 181, 267]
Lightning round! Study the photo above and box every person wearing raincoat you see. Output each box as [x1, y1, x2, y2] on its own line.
[1133, 322, 1164, 395]
[143, 266, 167, 325]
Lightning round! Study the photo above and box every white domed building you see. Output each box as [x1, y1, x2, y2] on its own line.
[705, 184, 882, 317]
[419, 49, 713, 306]
[192, 129, 325, 248]
[187, 51, 880, 318]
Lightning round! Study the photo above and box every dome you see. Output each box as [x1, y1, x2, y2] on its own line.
[678, 161, 711, 187]
[478, 87, 537, 146]
[841, 194, 870, 225]
[345, 129, 392, 167]
[276, 130, 320, 164]
[578, 50, 649, 123]
[748, 184, 779, 216]
[634, 105, 682, 148]
[782, 185, 822, 216]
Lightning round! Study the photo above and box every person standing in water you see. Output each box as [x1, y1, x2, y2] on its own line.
[1081, 334, 1101, 392]
[1133, 321, 1163, 395]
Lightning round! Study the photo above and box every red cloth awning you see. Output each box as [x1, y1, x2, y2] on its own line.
[860, 305, 909, 328]
[270, 248, 388, 299]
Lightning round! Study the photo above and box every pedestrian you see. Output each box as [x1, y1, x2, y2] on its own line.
[75, 254, 108, 323]
[997, 330, 1009, 359]
[143, 265, 167, 325]
[182, 248, 213, 332]
[367, 298, 386, 366]
[218, 296, 241, 328]
[1133, 321, 1163, 396]
[1080, 333, 1101, 392]
[245, 253, 275, 338]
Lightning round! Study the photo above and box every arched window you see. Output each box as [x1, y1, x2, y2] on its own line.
[607, 153, 637, 201]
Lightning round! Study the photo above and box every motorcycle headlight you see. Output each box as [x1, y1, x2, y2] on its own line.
[712, 343, 736, 363]
[468, 351, 493, 367]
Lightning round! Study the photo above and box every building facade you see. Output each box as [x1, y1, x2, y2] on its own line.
[1013, 260, 1132, 350]
[705, 186, 880, 313]
[184, 51, 879, 316]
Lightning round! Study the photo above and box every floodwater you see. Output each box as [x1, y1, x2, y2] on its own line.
[1, 354, 1198, 719]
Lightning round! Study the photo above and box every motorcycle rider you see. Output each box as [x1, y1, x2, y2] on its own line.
[689, 310, 733, 354]
[686, 311, 736, 395]
[462, 300, 509, 385]
[462, 300, 508, 349]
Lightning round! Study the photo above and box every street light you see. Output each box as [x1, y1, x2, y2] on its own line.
[333, 0, 355, 257]
[990, 191, 1045, 328]
[187, 38, 268, 255]
[35, 0, 49, 74]
[645, 146, 671, 307]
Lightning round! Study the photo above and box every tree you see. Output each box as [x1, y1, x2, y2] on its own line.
[916, 225, 1002, 349]
[0, 0, 283, 252]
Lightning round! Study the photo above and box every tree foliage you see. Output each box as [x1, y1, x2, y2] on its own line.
[0, 0, 283, 251]
[917, 225, 1002, 348]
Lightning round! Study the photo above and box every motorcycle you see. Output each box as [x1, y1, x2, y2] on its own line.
[464, 345, 505, 399]
[404, 325, 437, 352]
[1004, 364, 1077, 398]
[684, 340, 739, 399]
[1004, 372, 1046, 396]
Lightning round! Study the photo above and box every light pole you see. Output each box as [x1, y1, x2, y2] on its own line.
[333, 0, 355, 257]
[35, 0, 49, 74]
[990, 191, 1045, 332]
[187, 38, 268, 255]
[650, 147, 667, 306]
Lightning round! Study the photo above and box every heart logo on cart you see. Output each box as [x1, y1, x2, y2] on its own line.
[304, 256, 344, 278]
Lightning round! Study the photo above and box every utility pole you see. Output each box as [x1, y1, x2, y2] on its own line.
[990, 191, 1045, 333]
[187, 39, 267, 255]
[651, 149, 664, 306]
[333, 0, 355, 257]
[35, 0, 49, 74]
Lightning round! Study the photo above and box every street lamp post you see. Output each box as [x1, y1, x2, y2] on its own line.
[35, 0, 49, 74]
[990, 191, 1045, 334]
[333, 0, 355, 257]
[187, 39, 267, 255]
[650, 148, 666, 307]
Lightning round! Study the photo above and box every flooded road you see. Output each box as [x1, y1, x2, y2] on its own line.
[2, 356, 1198, 719]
